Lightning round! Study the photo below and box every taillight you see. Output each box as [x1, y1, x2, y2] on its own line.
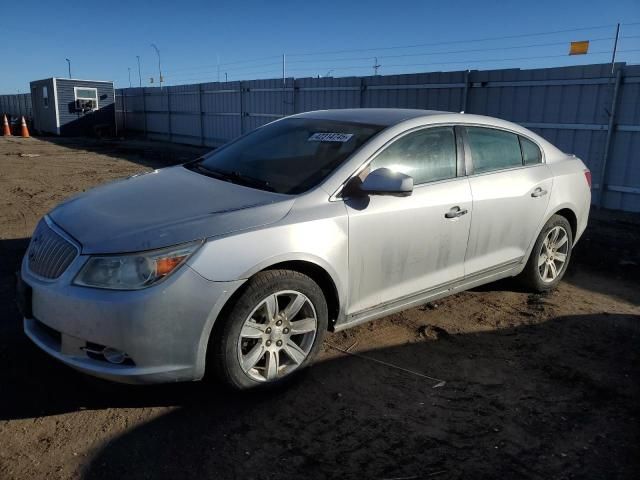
[584, 170, 592, 189]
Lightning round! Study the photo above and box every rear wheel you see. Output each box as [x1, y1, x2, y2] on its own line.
[520, 214, 573, 292]
[211, 270, 328, 390]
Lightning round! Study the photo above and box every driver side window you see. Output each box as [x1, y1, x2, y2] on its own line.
[369, 127, 457, 185]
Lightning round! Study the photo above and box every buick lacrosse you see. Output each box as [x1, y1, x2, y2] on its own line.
[18, 109, 591, 389]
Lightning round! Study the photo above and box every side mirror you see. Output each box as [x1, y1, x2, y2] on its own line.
[357, 168, 413, 197]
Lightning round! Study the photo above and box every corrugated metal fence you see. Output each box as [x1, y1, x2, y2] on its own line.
[0, 93, 32, 119]
[1, 63, 638, 211]
[114, 63, 639, 212]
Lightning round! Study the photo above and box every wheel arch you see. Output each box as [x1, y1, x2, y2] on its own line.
[549, 206, 578, 239]
[260, 260, 341, 329]
[202, 258, 342, 380]
[520, 204, 579, 273]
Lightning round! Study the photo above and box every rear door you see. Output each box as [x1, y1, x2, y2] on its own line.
[462, 126, 552, 276]
[345, 126, 472, 314]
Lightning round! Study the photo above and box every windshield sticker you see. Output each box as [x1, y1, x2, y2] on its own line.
[308, 132, 354, 143]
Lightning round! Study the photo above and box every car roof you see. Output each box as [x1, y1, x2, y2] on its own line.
[290, 108, 446, 126]
[290, 108, 568, 162]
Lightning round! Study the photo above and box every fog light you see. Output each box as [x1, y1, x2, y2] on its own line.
[103, 347, 127, 364]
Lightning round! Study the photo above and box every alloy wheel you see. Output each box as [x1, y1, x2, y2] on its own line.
[537, 226, 569, 283]
[237, 290, 318, 382]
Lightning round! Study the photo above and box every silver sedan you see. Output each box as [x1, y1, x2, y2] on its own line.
[18, 109, 591, 389]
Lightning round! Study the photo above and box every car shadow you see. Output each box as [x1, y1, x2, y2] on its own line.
[1, 309, 639, 478]
[80, 314, 640, 479]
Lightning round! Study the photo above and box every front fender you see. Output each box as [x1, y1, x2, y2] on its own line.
[187, 213, 349, 316]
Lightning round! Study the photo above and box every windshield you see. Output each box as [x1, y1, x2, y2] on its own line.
[188, 118, 384, 194]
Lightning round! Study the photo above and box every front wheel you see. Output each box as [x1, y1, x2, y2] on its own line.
[520, 214, 573, 292]
[210, 270, 328, 390]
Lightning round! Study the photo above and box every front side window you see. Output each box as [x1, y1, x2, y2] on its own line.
[42, 86, 49, 108]
[369, 127, 457, 185]
[74, 87, 98, 111]
[520, 136, 542, 165]
[465, 127, 522, 174]
[191, 118, 383, 194]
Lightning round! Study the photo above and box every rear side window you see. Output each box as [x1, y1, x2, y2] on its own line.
[370, 127, 457, 185]
[465, 127, 522, 174]
[520, 136, 542, 165]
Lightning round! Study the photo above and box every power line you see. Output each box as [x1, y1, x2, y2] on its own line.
[285, 50, 633, 77]
[285, 23, 625, 58]
[156, 34, 639, 82]
[286, 36, 618, 65]
[144, 23, 640, 82]
[162, 55, 282, 75]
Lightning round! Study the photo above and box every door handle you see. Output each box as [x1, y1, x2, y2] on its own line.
[444, 206, 468, 219]
[531, 187, 548, 198]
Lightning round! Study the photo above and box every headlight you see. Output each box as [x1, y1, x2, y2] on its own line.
[74, 241, 202, 290]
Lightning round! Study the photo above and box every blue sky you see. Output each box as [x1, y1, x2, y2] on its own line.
[1, 0, 639, 92]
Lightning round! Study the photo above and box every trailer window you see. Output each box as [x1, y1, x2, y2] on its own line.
[74, 87, 98, 112]
[43, 86, 49, 108]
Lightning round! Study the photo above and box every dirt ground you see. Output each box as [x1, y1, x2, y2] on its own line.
[1, 136, 639, 480]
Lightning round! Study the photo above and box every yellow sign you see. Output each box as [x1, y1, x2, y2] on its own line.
[569, 41, 589, 55]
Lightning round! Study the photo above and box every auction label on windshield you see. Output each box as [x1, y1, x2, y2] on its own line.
[308, 132, 354, 142]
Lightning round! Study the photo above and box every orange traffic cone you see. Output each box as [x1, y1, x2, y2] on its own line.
[20, 116, 30, 138]
[2, 114, 11, 136]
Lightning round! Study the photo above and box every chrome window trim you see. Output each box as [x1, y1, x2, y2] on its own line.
[459, 123, 547, 177]
[330, 122, 463, 201]
[330, 121, 548, 201]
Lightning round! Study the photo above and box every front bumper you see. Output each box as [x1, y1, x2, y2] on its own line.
[21, 253, 245, 384]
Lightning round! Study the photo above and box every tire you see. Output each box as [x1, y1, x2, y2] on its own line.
[520, 214, 573, 292]
[210, 269, 328, 390]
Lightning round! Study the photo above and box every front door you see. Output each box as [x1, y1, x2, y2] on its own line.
[345, 126, 472, 315]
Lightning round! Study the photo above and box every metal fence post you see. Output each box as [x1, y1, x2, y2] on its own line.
[239, 81, 244, 135]
[122, 90, 127, 133]
[598, 67, 623, 208]
[292, 78, 298, 113]
[167, 87, 172, 142]
[142, 88, 148, 138]
[461, 70, 470, 113]
[198, 83, 205, 146]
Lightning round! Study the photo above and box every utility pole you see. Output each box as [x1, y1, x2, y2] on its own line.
[610, 22, 620, 74]
[65, 58, 71, 79]
[136, 56, 142, 87]
[373, 57, 381, 76]
[151, 44, 163, 89]
[128, 67, 132, 87]
[225, 72, 228, 82]
[217, 54, 220, 82]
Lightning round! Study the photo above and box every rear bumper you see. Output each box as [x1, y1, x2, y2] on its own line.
[21, 254, 245, 384]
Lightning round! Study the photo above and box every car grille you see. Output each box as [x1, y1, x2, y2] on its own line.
[27, 219, 78, 279]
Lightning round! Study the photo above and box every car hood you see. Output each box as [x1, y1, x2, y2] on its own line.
[49, 165, 294, 254]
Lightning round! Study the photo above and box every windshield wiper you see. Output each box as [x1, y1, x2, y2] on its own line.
[186, 162, 276, 192]
[223, 170, 276, 192]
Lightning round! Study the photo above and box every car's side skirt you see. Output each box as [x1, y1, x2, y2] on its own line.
[334, 259, 523, 332]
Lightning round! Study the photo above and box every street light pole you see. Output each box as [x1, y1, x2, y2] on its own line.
[128, 67, 132, 88]
[150, 44, 163, 89]
[136, 55, 142, 87]
[65, 58, 71, 79]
